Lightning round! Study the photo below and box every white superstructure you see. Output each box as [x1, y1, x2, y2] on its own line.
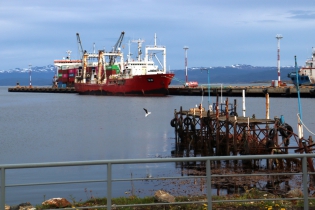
[125, 34, 166, 76]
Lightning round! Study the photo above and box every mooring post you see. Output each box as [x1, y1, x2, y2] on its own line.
[225, 98, 230, 157]
[207, 110, 214, 156]
[180, 106, 183, 119]
[266, 93, 270, 120]
[265, 93, 270, 168]
[233, 116, 238, 156]
[242, 89, 246, 117]
[185, 111, 190, 157]
[302, 140, 315, 185]
[215, 95, 220, 158]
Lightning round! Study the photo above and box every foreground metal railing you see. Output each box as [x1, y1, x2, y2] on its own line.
[1, 153, 314, 210]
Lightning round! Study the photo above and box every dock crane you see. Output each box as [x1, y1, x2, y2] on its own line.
[109, 31, 125, 65]
[76, 33, 85, 59]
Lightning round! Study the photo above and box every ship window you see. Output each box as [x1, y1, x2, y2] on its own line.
[147, 78, 154, 82]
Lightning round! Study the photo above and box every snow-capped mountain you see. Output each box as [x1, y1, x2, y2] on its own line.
[0, 65, 56, 74]
[0, 64, 296, 86]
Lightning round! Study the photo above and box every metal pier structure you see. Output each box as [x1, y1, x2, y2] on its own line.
[8, 85, 315, 97]
[170, 95, 315, 177]
[8, 86, 76, 93]
[168, 85, 315, 97]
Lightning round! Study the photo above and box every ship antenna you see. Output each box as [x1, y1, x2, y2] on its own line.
[66, 50, 72, 60]
[128, 40, 131, 62]
[276, 34, 283, 87]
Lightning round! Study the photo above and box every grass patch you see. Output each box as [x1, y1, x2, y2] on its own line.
[36, 188, 315, 210]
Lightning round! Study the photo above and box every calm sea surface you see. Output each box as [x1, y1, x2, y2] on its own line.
[0, 85, 314, 205]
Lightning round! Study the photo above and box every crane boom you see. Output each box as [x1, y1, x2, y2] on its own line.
[76, 33, 84, 59]
[109, 31, 125, 65]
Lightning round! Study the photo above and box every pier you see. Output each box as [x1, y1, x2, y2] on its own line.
[8, 86, 76, 93]
[168, 85, 315, 97]
[7, 85, 315, 97]
[170, 95, 315, 194]
[171, 97, 315, 164]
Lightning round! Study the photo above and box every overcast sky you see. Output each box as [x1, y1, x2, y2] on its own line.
[1, 0, 315, 70]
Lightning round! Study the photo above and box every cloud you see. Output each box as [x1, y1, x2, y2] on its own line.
[289, 10, 315, 20]
[1, 0, 315, 70]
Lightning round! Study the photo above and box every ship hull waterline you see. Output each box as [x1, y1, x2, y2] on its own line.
[74, 73, 175, 96]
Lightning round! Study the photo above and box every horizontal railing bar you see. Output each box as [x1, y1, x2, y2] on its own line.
[211, 172, 302, 177]
[6, 179, 108, 187]
[1, 153, 314, 169]
[5, 170, 304, 188]
[113, 176, 207, 181]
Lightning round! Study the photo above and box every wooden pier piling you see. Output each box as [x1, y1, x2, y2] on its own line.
[170, 95, 315, 173]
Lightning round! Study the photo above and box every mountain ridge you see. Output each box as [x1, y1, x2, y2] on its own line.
[0, 64, 296, 86]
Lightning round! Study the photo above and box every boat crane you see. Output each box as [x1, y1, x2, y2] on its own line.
[109, 31, 125, 65]
[76, 33, 84, 60]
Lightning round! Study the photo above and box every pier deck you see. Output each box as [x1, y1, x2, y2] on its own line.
[168, 85, 315, 97]
[8, 86, 76, 93]
[7, 85, 315, 97]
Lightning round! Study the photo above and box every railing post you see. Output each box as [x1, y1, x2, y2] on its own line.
[302, 156, 309, 210]
[206, 159, 212, 210]
[107, 163, 112, 209]
[1, 167, 5, 210]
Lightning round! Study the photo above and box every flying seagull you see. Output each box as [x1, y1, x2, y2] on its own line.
[143, 108, 151, 117]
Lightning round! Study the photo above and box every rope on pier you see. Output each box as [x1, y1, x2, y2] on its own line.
[297, 113, 315, 136]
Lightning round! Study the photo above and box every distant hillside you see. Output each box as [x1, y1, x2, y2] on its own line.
[0, 72, 55, 86]
[0, 64, 296, 86]
[171, 66, 295, 85]
[0, 65, 55, 86]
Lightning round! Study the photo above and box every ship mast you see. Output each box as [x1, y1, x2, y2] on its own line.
[132, 39, 145, 61]
[66, 50, 72, 60]
[127, 40, 132, 62]
[145, 33, 167, 73]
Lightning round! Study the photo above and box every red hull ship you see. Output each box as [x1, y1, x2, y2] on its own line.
[74, 32, 175, 96]
[75, 73, 174, 96]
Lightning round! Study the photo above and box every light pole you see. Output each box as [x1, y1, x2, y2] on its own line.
[183, 46, 189, 85]
[29, 64, 32, 88]
[276, 34, 283, 86]
[201, 68, 211, 110]
[295, 55, 303, 139]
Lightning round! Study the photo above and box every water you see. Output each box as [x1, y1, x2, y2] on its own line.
[0, 86, 314, 205]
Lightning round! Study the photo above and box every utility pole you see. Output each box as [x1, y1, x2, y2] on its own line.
[183, 46, 189, 84]
[201, 68, 211, 110]
[276, 34, 283, 87]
